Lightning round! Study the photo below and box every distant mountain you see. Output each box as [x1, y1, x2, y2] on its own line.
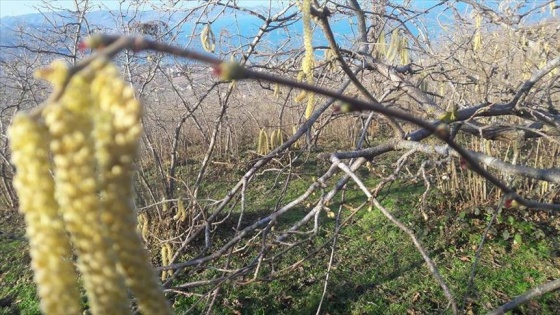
[0, 9, 209, 46]
[0, 8, 355, 60]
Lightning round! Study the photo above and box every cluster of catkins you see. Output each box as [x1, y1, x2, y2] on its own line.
[8, 59, 173, 315]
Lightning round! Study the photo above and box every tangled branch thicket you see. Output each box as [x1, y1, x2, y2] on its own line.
[0, 0, 559, 314]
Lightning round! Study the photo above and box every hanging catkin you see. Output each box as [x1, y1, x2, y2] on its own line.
[9, 58, 173, 315]
[302, 0, 315, 119]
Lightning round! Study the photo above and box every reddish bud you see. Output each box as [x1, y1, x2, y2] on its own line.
[212, 64, 222, 77]
[212, 62, 245, 81]
[332, 103, 353, 114]
[78, 34, 120, 51]
[460, 157, 470, 170]
[78, 41, 88, 51]
[505, 199, 519, 209]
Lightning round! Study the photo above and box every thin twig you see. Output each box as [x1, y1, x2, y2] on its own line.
[331, 156, 459, 314]
[463, 197, 505, 309]
[316, 203, 344, 315]
[58, 35, 560, 210]
[487, 278, 560, 315]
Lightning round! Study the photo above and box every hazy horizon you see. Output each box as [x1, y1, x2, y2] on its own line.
[0, 0, 278, 18]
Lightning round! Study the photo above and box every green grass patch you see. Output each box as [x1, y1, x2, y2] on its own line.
[0, 214, 40, 315]
[2, 157, 559, 315]
[170, 177, 559, 314]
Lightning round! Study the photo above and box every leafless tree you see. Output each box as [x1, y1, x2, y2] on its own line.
[1, 0, 559, 313]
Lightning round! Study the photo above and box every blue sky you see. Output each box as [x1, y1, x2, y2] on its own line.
[0, 0, 279, 17]
[0, 0, 116, 17]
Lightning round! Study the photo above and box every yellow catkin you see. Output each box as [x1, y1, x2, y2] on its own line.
[41, 61, 131, 315]
[165, 244, 174, 278]
[277, 129, 284, 146]
[386, 28, 400, 62]
[273, 83, 280, 98]
[305, 95, 315, 119]
[270, 129, 283, 149]
[161, 244, 169, 281]
[376, 31, 386, 59]
[90, 59, 173, 315]
[13, 58, 173, 315]
[200, 24, 216, 53]
[270, 129, 277, 149]
[257, 128, 269, 155]
[473, 14, 482, 51]
[325, 48, 336, 71]
[8, 115, 82, 315]
[294, 90, 307, 103]
[160, 243, 174, 280]
[138, 213, 149, 242]
[400, 36, 409, 64]
[292, 125, 301, 149]
[301, 0, 315, 118]
[173, 198, 187, 222]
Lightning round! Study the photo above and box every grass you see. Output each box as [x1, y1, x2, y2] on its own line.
[1, 154, 559, 315]
[170, 202, 559, 314]
[0, 213, 40, 315]
[164, 162, 560, 314]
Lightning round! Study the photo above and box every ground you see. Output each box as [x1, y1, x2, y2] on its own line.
[1, 164, 559, 314]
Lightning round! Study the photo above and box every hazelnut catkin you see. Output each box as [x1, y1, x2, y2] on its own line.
[301, 0, 315, 119]
[8, 114, 82, 315]
[40, 60, 131, 315]
[9, 58, 173, 315]
[91, 59, 173, 315]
